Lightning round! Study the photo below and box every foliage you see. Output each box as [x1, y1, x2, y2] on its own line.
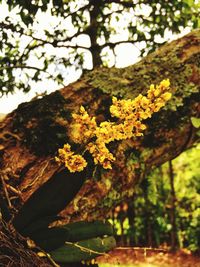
[112, 146, 200, 251]
[172, 146, 200, 251]
[0, 0, 199, 94]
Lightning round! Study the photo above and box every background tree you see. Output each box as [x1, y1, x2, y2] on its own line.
[113, 147, 200, 252]
[0, 0, 199, 94]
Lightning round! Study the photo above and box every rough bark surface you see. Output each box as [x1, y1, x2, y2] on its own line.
[0, 30, 199, 230]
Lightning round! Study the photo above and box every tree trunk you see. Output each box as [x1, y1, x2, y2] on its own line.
[0, 29, 199, 264]
[127, 199, 135, 246]
[143, 186, 153, 247]
[168, 160, 178, 251]
[88, 1, 103, 68]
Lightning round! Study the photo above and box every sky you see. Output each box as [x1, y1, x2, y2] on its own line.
[0, 1, 191, 114]
[0, 43, 142, 114]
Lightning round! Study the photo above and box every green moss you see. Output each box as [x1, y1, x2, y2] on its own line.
[98, 186, 122, 209]
[85, 32, 199, 114]
[125, 149, 140, 163]
[12, 91, 70, 155]
[85, 66, 150, 99]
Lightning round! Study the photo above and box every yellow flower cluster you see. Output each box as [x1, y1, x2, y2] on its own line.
[110, 79, 171, 119]
[56, 79, 171, 172]
[55, 144, 87, 172]
[87, 141, 116, 169]
[69, 106, 97, 144]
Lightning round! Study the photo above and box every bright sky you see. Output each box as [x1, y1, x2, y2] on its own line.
[0, 2, 191, 114]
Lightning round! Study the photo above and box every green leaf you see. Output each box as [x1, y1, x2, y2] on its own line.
[191, 117, 200, 128]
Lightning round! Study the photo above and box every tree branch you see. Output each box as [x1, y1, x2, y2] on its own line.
[62, 3, 90, 20]
[0, 65, 48, 72]
[0, 65, 65, 86]
[104, 0, 134, 8]
[99, 39, 140, 51]
[56, 44, 90, 51]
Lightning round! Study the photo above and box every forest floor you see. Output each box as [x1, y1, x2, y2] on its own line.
[97, 247, 200, 267]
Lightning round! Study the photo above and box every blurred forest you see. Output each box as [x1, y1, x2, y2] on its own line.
[111, 146, 200, 252]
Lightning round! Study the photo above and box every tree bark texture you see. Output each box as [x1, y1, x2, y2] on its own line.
[0, 30, 199, 230]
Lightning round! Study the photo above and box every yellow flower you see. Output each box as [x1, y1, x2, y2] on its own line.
[87, 141, 115, 169]
[65, 155, 87, 172]
[110, 97, 134, 119]
[140, 97, 150, 109]
[55, 143, 87, 172]
[80, 105, 86, 113]
[162, 92, 172, 101]
[160, 78, 170, 88]
[153, 88, 161, 97]
[70, 106, 97, 143]
[57, 79, 172, 172]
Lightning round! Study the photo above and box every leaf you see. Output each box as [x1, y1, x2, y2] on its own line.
[191, 117, 200, 128]
[13, 168, 86, 234]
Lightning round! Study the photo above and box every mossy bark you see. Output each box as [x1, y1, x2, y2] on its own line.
[0, 29, 199, 231]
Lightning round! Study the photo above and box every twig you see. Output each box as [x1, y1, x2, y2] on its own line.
[37, 251, 60, 267]
[0, 173, 12, 208]
[65, 241, 108, 256]
[22, 160, 51, 192]
[0, 131, 21, 141]
[6, 184, 22, 196]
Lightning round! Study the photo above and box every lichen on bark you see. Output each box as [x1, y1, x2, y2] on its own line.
[11, 91, 71, 156]
[85, 29, 199, 112]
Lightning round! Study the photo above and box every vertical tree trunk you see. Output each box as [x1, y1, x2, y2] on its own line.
[168, 160, 178, 251]
[88, 1, 103, 68]
[143, 186, 153, 247]
[127, 199, 135, 246]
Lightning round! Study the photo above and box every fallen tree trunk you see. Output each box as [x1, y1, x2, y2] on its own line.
[0, 29, 199, 264]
